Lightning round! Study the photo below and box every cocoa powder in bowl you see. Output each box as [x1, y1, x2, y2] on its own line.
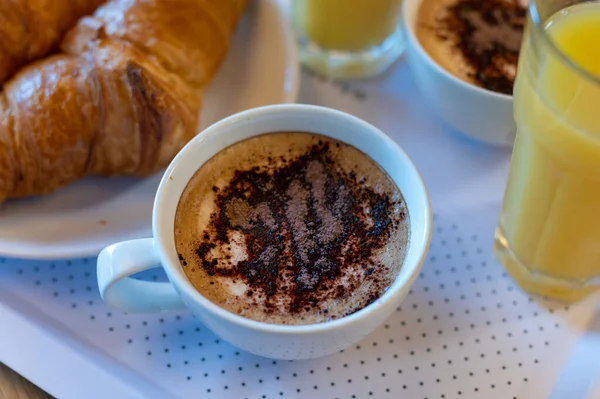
[174, 132, 410, 325]
[417, 0, 526, 94]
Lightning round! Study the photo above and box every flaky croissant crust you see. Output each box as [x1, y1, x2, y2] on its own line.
[0, 0, 247, 202]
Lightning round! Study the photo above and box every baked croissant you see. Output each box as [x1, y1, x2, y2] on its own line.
[0, 0, 247, 202]
[0, 0, 106, 84]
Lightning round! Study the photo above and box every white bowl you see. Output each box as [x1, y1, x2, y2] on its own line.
[402, 0, 516, 147]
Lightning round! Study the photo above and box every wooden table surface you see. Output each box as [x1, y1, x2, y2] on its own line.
[0, 364, 52, 399]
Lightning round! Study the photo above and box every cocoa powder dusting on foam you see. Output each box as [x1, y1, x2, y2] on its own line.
[194, 142, 405, 316]
[435, 0, 525, 94]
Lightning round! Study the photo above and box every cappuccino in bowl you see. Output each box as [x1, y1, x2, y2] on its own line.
[97, 104, 431, 359]
[403, 0, 523, 146]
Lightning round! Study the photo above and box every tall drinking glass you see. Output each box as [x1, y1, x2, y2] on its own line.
[494, 0, 600, 302]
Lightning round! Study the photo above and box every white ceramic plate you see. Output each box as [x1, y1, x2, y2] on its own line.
[0, 0, 299, 260]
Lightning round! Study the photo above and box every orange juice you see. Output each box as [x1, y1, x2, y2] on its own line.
[495, 3, 600, 301]
[292, 0, 402, 51]
[291, 0, 404, 78]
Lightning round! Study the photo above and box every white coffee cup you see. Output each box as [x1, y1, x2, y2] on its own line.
[402, 0, 516, 147]
[97, 104, 432, 360]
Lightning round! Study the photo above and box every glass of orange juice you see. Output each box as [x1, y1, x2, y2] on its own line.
[291, 0, 405, 79]
[494, 0, 600, 302]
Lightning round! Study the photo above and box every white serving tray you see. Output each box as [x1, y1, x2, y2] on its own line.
[1, 61, 600, 399]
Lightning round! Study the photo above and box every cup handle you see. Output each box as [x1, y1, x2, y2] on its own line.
[97, 238, 185, 312]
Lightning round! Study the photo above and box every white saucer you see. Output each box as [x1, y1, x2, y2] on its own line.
[0, 0, 299, 260]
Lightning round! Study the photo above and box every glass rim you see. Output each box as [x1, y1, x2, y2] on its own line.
[529, 0, 600, 86]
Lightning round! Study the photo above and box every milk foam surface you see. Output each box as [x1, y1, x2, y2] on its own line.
[175, 132, 410, 325]
[416, 0, 525, 94]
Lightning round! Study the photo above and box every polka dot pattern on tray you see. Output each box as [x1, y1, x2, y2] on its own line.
[0, 212, 574, 399]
